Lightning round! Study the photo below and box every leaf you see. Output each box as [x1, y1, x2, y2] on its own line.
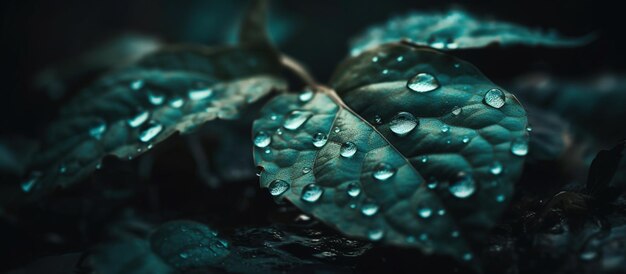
[89, 220, 350, 274]
[349, 9, 591, 56]
[253, 42, 528, 264]
[586, 140, 625, 197]
[8, 45, 285, 201]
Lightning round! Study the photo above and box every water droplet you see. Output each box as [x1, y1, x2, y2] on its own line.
[270, 114, 278, 121]
[438, 209, 446, 216]
[451, 231, 460, 238]
[333, 127, 341, 133]
[526, 125, 533, 132]
[453, 63, 461, 69]
[451, 106, 462, 116]
[301, 183, 323, 202]
[312, 133, 328, 148]
[189, 88, 213, 101]
[58, 164, 67, 174]
[484, 88, 506, 108]
[347, 182, 361, 197]
[461, 136, 470, 144]
[298, 89, 314, 102]
[340, 142, 357, 158]
[255, 166, 264, 176]
[275, 128, 283, 135]
[496, 194, 506, 203]
[382, 69, 389, 75]
[147, 90, 165, 105]
[418, 206, 432, 218]
[372, 56, 379, 62]
[427, 180, 438, 189]
[441, 124, 450, 133]
[128, 111, 150, 128]
[449, 172, 476, 198]
[21, 172, 41, 193]
[361, 201, 379, 216]
[89, 121, 107, 140]
[420, 156, 428, 163]
[302, 167, 312, 174]
[374, 115, 382, 124]
[130, 80, 144, 90]
[580, 251, 597, 261]
[283, 110, 313, 130]
[169, 97, 184, 108]
[138, 121, 163, 143]
[253, 131, 271, 148]
[462, 253, 473, 261]
[407, 72, 439, 93]
[396, 56, 404, 62]
[368, 229, 384, 241]
[490, 161, 503, 175]
[264, 149, 271, 154]
[389, 112, 418, 135]
[373, 163, 395, 181]
[96, 162, 103, 170]
[419, 233, 429, 241]
[511, 138, 529, 156]
[179, 252, 189, 259]
[268, 179, 290, 196]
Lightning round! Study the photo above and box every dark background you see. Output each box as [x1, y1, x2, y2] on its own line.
[0, 0, 622, 135]
[0, 0, 624, 272]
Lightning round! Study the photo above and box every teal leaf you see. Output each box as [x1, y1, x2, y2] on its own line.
[350, 9, 591, 56]
[253, 42, 528, 263]
[11, 45, 286, 201]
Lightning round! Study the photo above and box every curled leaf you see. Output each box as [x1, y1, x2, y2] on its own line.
[254, 42, 528, 263]
[350, 9, 591, 56]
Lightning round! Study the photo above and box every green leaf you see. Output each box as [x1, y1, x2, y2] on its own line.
[253, 42, 528, 263]
[349, 9, 591, 56]
[9, 45, 286, 202]
[90, 220, 228, 274]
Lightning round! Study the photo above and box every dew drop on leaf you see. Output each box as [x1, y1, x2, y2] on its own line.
[373, 163, 395, 181]
[361, 200, 380, 216]
[147, 90, 165, 105]
[253, 131, 271, 148]
[138, 121, 163, 143]
[490, 161, 503, 175]
[389, 112, 418, 135]
[312, 132, 328, 148]
[298, 89, 314, 102]
[301, 183, 323, 202]
[283, 110, 313, 130]
[440, 124, 450, 133]
[129, 79, 144, 90]
[483, 88, 506, 109]
[368, 229, 384, 241]
[451, 106, 462, 116]
[127, 111, 150, 128]
[188, 88, 213, 101]
[407, 72, 440, 93]
[21, 171, 41, 193]
[449, 172, 476, 198]
[511, 138, 529, 156]
[340, 142, 357, 158]
[89, 120, 107, 140]
[169, 96, 184, 108]
[302, 167, 312, 174]
[268, 179, 290, 196]
[418, 206, 433, 218]
[346, 182, 361, 197]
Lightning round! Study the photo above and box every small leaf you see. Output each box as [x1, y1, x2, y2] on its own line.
[349, 9, 591, 56]
[586, 140, 625, 196]
[253, 42, 528, 263]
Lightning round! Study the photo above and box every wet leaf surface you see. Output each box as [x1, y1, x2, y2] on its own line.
[349, 9, 590, 56]
[254, 42, 528, 264]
